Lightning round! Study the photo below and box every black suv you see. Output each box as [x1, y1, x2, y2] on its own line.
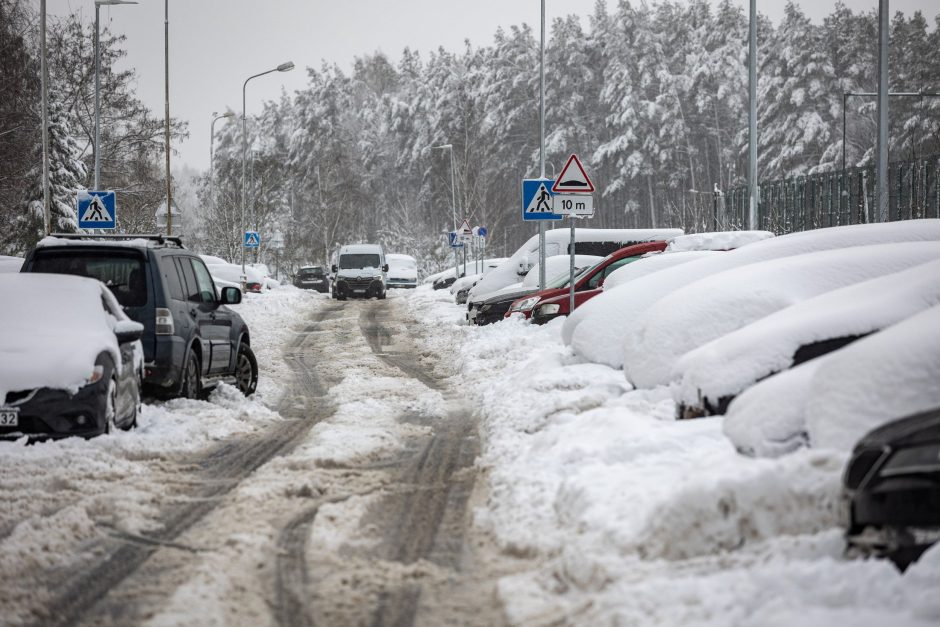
[293, 265, 329, 292]
[21, 234, 258, 399]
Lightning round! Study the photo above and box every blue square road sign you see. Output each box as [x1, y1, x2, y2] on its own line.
[77, 191, 116, 230]
[522, 179, 561, 221]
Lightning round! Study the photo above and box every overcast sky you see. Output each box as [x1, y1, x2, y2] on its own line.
[42, 0, 939, 173]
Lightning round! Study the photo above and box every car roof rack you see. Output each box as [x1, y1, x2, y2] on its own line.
[48, 233, 186, 248]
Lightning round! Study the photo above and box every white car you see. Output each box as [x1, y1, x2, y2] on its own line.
[386, 253, 418, 288]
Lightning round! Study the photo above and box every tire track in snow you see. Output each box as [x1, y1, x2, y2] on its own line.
[31, 303, 344, 627]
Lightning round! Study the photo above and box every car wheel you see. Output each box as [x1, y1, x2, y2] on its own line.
[378, 290, 386, 300]
[235, 343, 258, 396]
[121, 373, 141, 430]
[180, 348, 201, 399]
[103, 378, 117, 434]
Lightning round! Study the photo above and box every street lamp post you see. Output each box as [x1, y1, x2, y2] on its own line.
[241, 61, 294, 278]
[94, 0, 136, 192]
[209, 111, 234, 246]
[432, 144, 459, 278]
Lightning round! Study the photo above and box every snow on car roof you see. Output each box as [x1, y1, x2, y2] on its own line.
[37, 235, 163, 249]
[805, 304, 940, 451]
[386, 253, 416, 261]
[623, 241, 940, 389]
[665, 230, 774, 252]
[603, 250, 719, 291]
[0, 273, 123, 401]
[673, 258, 940, 410]
[725, 304, 940, 457]
[563, 219, 940, 369]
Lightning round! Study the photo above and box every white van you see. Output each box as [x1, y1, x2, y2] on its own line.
[331, 244, 388, 300]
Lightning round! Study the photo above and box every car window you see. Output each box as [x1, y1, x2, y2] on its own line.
[339, 254, 380, 270]
[175, 257, 200, 302]
[586, 257, 639, 289]
[162, 256, 185, 301]
[189, 258, 218, 304]
[30, 249, 147, 308]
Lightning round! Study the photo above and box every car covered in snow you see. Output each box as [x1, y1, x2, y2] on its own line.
[0, 274, 143, 439]
[510, 241, 669, 324]
[201, 256, 267, 293]
[673, 259, 940, 418]
[293, 265, 330, 292]
[22, 234, 258, 400]
[622, 240, 940, 390]
[563, 220, 940, 369]
[386, 253, 418, 288]
[844, 406, 940, 570]
[723, 304, 940, 458]
[0, 255, 24, 273]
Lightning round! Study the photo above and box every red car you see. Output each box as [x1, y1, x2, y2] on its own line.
[505, 241, 668, 324]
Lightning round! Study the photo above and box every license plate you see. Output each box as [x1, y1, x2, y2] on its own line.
[353, 289, 366, 293]
[0, 408, 19, 427]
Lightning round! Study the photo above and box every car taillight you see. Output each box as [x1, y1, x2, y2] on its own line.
[156, 308, 174, 335]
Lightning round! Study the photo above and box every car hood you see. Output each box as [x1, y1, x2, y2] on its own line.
[482, 287, 537, 305]
[337, 269, 382, 279]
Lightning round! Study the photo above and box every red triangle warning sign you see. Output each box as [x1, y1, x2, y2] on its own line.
[552, 154, 595, 193]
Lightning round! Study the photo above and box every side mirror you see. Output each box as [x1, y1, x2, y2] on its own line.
[331, 264, 338, 273]
[221, 286, 242, 305]
[382, 264, 389, 273]
[114, 319, 144, 344]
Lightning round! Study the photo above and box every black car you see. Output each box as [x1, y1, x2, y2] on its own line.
[22, 234, 258, 400]
[469, 287, 538, 326]
[0, 273, 142, 440]
[293, 265, 329, 292]
[844, 407, 940, 569]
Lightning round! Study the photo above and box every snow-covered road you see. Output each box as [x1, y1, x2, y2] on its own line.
[2, 284, 938, 626]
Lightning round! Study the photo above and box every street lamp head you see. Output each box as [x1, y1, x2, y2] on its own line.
[277, 62, 295, 72]
[432, 144, 453, 150]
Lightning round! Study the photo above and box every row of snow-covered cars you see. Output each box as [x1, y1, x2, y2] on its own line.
[436, 220, 940, 569]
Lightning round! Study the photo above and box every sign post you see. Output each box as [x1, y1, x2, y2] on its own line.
[551, 154, 595, 316]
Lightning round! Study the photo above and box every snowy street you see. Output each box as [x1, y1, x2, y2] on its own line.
[2, 285, 937, 626]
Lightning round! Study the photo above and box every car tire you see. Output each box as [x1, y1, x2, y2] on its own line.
[180, 348, 201, 399]
[121, 373, 141, 431]
[235, 343, 258, 396]
[378, 290, 386, 300]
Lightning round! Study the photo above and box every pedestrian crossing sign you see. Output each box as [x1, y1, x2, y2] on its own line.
[77, 190, 116, 230]
[522, 178, 561, 221]
[244, 231, 261, 248]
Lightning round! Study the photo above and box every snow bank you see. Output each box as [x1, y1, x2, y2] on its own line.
[405, 285, 939, 626]
[725, 305, 940, 456]
[674, 258, 940, 410]
[665, 229, 774, 252]
[469, 228, 681, 302]
[623, 241, 940, 388]
[564, 219, 940, 368]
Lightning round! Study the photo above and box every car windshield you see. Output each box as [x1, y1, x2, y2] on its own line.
[30, 250, 147, 308]
[339, 254, 380, 270]
[546, 265, 593, 289]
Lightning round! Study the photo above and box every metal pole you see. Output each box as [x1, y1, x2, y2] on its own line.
[568, 218, 575, 313]
[94, 4, 101, 191]
[747, 0, 757, 229]
[449, 146, 458, 278]
[40, 0, 50, 234]
[241, 83, 248, 277]
[876, 0, 889, 222]
[163, 0, 172, 235]
[538, 0, 546, 291]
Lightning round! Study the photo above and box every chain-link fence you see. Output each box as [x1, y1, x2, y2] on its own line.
[721, 154, 940, 234]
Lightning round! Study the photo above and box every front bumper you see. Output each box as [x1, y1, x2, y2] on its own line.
[387, 278, 417, 289]
[335, 278, 385, 298]
[0, 381, 109, 441]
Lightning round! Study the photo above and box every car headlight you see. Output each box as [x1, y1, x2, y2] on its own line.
[86, 365, 105, 385]
[510, 296, 541, 312]
[538, 304, 561, 316]
[879, 444, 940, 478]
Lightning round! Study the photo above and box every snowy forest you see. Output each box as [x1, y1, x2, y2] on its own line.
[2, 0, 939, 271]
